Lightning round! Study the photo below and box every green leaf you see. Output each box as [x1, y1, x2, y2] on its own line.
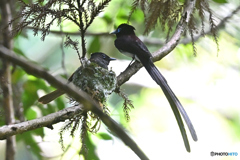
[25, 107, 37, 120]
[88, 36, 100, 53]
[81, 134, 100, 160]
[37, 103, 55, 116]
[56, 97, 65, 110]
[97, 132, 113, 140]
[22, 80, 40, 110]
[102, 13, 112, 24]
[22, 78, 51, 112]
[129, 9, 144, 23]
[178, 0, 186, 3]
[46, 103, 57, 114]
[17, 131, 42, 159]
[212, 0, 228, 3]
[12, 68, 26, 84]
[13, 46, 28, 58]
[33, 128, 44, 137]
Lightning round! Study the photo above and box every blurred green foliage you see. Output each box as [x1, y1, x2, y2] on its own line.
[212, 0, 228, 3]
[1, 0, 240, 160]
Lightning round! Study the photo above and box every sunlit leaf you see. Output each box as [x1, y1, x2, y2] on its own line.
[25, 107, 37, 120]
[97, 132, 113, 140]
[12, 68, 26, 84]
[212, 0, 228, 3]
[102, 13, 112, 24]
[88, 36, 101, 53]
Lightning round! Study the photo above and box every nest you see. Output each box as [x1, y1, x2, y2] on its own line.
[71, 61, 117, 105]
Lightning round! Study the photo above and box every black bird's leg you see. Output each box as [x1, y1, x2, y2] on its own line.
[127, 56, 136, 68]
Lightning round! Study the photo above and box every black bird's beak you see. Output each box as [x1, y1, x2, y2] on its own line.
[109, 57, 116, 61]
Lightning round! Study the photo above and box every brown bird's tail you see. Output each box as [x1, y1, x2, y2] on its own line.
[38, 90, 64, 104]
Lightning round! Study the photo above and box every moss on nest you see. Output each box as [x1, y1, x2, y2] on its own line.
[71, 61, 117, 104]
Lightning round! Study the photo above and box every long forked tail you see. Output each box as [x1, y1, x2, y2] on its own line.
[38, 90, 64, 104]
[142, 59, 197, 152]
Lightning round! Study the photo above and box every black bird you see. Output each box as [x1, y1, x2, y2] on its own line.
[111, 23, 197, 152]
[88, 52, 115, 70]
[38, 52, 116, 104]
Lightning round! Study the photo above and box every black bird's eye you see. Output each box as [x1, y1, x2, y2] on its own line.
[117, 28, 122, 33]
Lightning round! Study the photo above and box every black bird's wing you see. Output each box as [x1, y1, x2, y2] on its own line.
[115, 35, 197, 152]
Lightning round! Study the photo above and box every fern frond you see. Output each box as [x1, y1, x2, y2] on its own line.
[202, 1, 219, 53]
[196, 0, 205, 36]
[128, 0, 140, 23]
[188, 15, 198, 56]
[80, 112, 89, 156]
[116, 89, 134, 122]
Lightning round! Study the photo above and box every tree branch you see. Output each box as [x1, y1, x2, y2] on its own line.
[0, 45, 149, 160]
[0, 0, 16, 159]
[0, 105, 83, 139]
[25, 26, 110, 36]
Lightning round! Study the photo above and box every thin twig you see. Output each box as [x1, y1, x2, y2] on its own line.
[77, 0, 87, 58]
